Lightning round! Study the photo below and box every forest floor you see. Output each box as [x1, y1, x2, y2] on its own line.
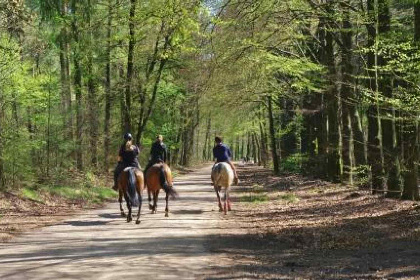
[206, 164, 420, 279]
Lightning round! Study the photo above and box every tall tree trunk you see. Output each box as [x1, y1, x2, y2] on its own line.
[136, 58, 167, 143]
[203, 116, 211, 160]
[401, 3, 420, 200]
[124, 0, 137, 133]
[376, 0, 401, 197]
[324, 2, 340, 182]
[267, 96, 280, 174]
[340, 1, 354, 183]
[59, 1, 73, 144]
[315, 17, 328, 178]
[71, 0, 83, 171]
[367, 0, 384, 192]
[104, 0, 113, 172]
[87, 0, 98, 167]
[0, 97, 5, 188]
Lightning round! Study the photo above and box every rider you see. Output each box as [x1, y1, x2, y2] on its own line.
[213, 136, 239, 185]
[144, 135, 177, 197]
[113, 133, 141, 191]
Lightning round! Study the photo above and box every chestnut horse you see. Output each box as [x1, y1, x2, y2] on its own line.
[211, 162, 234, 214]
[118, 167, 144, 224]
[145, 163, 174, 217]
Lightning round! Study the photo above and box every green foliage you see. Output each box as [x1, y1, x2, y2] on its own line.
[280, 153, 308, 174]
[354, 165, 371, 190]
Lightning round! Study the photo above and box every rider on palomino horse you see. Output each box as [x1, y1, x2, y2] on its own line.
[213, 136, 239, 185]
[144, 135, 177, 197]
[113, 133, 141, 191]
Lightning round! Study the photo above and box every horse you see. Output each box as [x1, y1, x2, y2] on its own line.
[144, 163, 175, 217]
[117, 167, 144, 224]
[211, 162, 234, 215]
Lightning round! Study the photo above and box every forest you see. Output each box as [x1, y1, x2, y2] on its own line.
[0, 0, 419, 201]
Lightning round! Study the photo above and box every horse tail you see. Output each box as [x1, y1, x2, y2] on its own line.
[127, 168, 139, 207]
[160, 165, 178, 199]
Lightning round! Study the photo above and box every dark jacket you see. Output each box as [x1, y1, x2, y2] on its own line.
[213, 143, 232, 162]
[119, 144, 140, 167]
[150, 141, 167, 163]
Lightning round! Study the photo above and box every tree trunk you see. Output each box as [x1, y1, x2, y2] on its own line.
[0, 96, 5, 188]
[367, 0, 384, 192]
[87, 0, 98, 167]
[401, 2, 420, 200]
[203, 116, 211, 160]
[340, 1, 354, 183]
[104, 0, 113, 172]
[71, 0, 83, 171]
[267, 96, 280, 174]
[324, 2, 340, 182]
[124, 0, 137, 133]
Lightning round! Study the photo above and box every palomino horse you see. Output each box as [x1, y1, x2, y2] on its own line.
[117, 167, 144, 224]
[145, 163, 175, 217]
[211, 162, 234, 215]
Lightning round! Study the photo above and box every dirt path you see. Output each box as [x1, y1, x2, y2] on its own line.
[0, 164, 244, 280]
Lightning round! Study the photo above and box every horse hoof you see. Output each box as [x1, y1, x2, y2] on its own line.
[219, 208, 223, 212]
[165, 212, 169, 217]
[228, 207, 232, 211]
[121, 212, 126, 217]
[149, 205, 153, 210]
[135, 220, 141, 224]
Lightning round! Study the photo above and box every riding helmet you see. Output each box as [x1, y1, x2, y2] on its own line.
[124, 133, 133, 140]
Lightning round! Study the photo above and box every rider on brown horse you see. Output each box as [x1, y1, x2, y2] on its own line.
[113, 133, 141, 191]
[144, 135, 176, 197]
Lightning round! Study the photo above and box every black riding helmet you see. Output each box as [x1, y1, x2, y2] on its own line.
[124, 133, 133, 141]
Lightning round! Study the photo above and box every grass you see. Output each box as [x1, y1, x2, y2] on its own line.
[40, 184, 117, 204]
[278, 193, 300, 203]
[240, 193, 269, 203]
[21, 187, 43, 202]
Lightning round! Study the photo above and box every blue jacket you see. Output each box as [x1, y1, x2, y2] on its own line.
[213, 143, 232, 162]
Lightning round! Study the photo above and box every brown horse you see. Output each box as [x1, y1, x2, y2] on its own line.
[118, 167, 144, 224]
[145, 163, 175, 217]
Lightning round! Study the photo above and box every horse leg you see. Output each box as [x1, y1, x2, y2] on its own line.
[214, 186, 223, 212]
[136, 193, 142, 224]
[165, 192, 169, 217]
[223, 188, 228, 215]
[119, 190, 125, 217]
[148, 189, 153, 210]
[125, 194, 132, 222]
[227, 188, 232, 211]
[153, 190, 159, 214]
